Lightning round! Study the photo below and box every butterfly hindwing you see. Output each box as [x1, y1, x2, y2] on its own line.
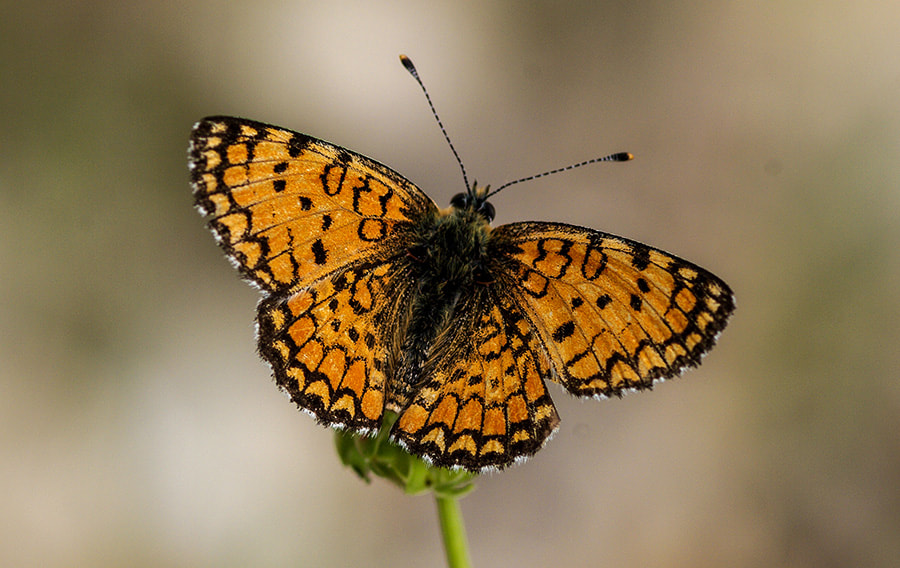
[190, 116, 436, 294]
[489, 221, 735, 397]
[257, 259, 416, 432]
[393, 287, 560, 470]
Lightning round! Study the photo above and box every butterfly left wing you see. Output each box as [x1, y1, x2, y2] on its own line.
[393, 221, 733, 471]
[488, 221, 735, 398]
[392, 286, 560, 471]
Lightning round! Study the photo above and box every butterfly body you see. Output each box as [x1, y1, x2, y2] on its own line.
[190, 116, 734, 472]
[392, 197, 494, 408]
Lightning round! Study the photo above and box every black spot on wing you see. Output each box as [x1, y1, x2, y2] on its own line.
[552, 321, 576, 342]
[629, 294, 642, 311]
[631, 245, 650, 270]
[637, 278, 650, 293]
[311, 239, 327, 265]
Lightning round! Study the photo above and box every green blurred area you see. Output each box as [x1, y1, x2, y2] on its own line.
[1, 2, 898, 567]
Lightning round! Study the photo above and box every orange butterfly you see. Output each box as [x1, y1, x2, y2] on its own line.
[189, 56, 733, 471]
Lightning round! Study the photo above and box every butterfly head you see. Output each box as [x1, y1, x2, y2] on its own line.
[449, 185, 495, 223]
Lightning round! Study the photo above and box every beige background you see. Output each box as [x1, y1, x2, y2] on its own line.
[2, 2, 898, 567]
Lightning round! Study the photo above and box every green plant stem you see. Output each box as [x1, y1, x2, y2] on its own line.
[435, 494, 472, 568]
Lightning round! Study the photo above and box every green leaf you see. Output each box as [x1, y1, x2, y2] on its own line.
[332, 413, 477, 497]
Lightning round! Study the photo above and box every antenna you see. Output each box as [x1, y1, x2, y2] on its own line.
[484, 152, 633, 199]
[400, 54, 633, 201]
[400, 54, 471, 193]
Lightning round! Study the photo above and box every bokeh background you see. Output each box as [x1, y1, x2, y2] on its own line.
[2, 2, 898, 567]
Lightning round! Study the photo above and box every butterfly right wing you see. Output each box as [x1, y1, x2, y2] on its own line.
[190, 116, 436, 294]
[191, 117, 437, 432]
[257, 259, 417, 432]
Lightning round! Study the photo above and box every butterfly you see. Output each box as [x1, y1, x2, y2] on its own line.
[189, 56, 734, 472]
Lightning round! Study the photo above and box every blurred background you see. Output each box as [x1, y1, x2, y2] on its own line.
[2, 2, 898, 567]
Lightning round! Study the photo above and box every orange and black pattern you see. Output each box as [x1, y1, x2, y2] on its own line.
[489, 222, 732, 396]
[190, 116, 734, 472]
[190, 117, 432, 294]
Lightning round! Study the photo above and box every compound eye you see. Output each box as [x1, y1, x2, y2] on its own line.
[450, 193, 470, 209]
[478, 200, 496, 222]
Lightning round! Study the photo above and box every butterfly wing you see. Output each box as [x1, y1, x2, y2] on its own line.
[395, 222, 734, 471]
[257, 259, 416, 431]
[392, 285, 560, 471]
[489, 221, 735, 397]
[190, 117, 435, 431]
[190, 116, 435, 294]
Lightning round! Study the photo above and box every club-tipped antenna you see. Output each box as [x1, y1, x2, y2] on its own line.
[400, 54, 471, 193]
[483, 151, 634, 200]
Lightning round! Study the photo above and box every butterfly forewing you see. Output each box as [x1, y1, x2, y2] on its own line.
[189, 116, 435, 294]
[489, 222, 735, 397]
